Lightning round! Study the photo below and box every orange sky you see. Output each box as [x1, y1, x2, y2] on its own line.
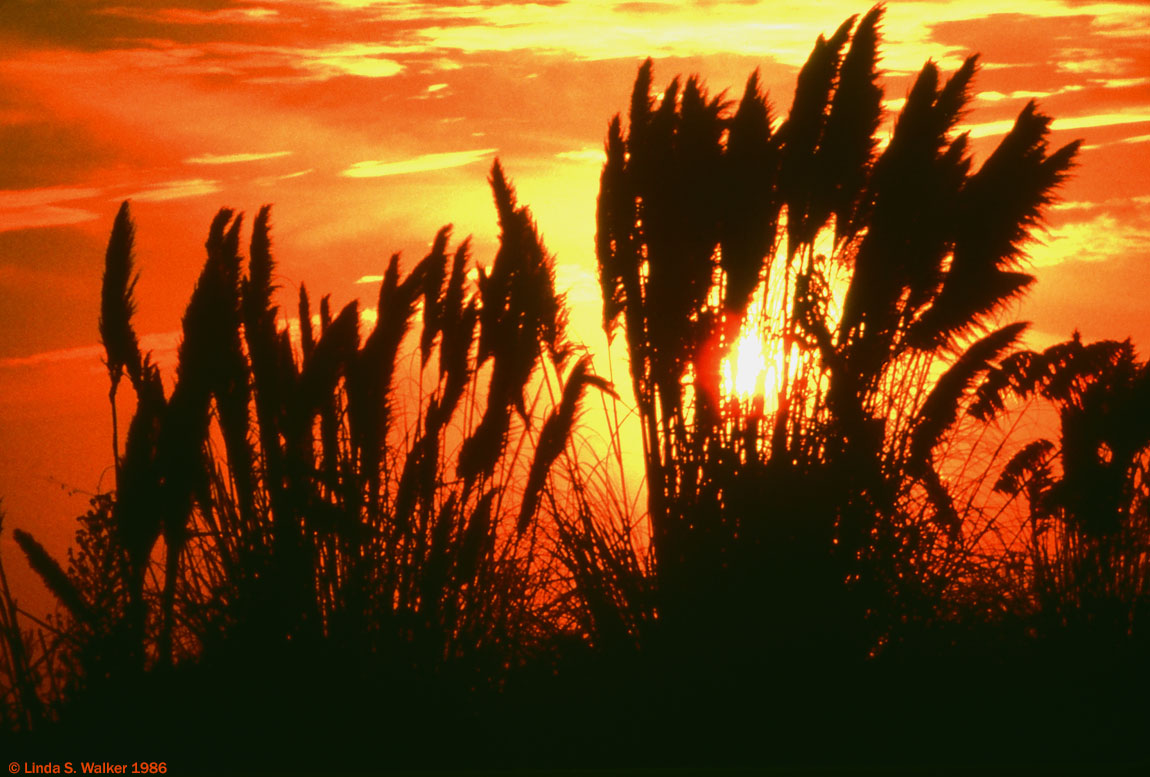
[1, 0, 1148, 603]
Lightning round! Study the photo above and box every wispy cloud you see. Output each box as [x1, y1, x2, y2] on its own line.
[959, 108, 1150, 139]
[1093, 76, 1150, 89]
[393, 0, 992, 72]
[1051, 195, 1149, 212]
[254, 168, 316, 187]
[296, 44, 404, 79]
[35, 40, 413, 83]
[1031, 213, 1150, 268]
[0, 330, 180, 370]
[1058, 57, 1136, 76]
[1082, 132, 1150, 151]
[1050, 200, 1099, 212]
[976, 86, 1083, 103]
[0, 186, 101, 232]
[228, 43, 409, 82]
[0, 343, 104, 370]
[8, 0, 1150, 80]
[341, 148, 497, 178]
[126, 178, 221, 202]
[186, 150, 293, 165]
[97, 5, 283, 25]
[0, 205, 99, 232]
[556, 149, 604, 163]
[0, 186, 100, 209]
[427, 57, 462, 72]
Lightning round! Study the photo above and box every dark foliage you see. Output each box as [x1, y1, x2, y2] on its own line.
[2, 7, 1148, 772]
[593, 4, 1084, 662]
[1, 162, 615, 771]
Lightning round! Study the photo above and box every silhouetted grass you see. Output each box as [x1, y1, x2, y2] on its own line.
[2, 6, 1149, 771]
[1, 160, 618, 770]
[593, 4, 1084, 662]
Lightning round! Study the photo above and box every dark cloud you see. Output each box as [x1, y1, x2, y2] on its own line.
[0, 0, 557, 54]
[0, 0, 235, 50]
[0, 114, 129, 190]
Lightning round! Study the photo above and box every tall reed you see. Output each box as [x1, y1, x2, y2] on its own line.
[6, 162, 607, 761]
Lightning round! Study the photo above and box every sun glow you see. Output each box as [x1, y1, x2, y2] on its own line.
[722, 324, 768, 400]
[717, 240, 846, 411]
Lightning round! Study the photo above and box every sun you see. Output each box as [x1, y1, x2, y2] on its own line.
[721, 323, 768, 400]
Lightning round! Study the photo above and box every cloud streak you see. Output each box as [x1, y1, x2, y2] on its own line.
[0, 330, 180, 370]
[0, 186, 101, 232]
[126, 178, 221, 202]
[959, 109, 1150, 139]
[185, 150, 293, 164]
[555, 149, 604, 163]
[1031, 213, 1150, 268]
[341, 148, 497, 178]
[97, 5, 283, 26]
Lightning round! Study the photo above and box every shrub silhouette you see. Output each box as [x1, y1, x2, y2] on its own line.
[973, 332, 1150, 640]
[3, 161, 612, 768]
[594, 5, 1080, 661]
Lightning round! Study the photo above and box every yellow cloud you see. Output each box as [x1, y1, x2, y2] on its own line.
[976, 86, 1083, 103]
[1096, 77, 1150, 88]
[186, 151, 293, 164]
[556, 149, 604, 163]
[1031, 213, 1150, 268]
[19, 1, 1150, 92]
[1058, 57, 1135, 75]
[407, 0, 1146, 78]
[1050, 201, 1100, 211]
[311, 51, 403, 79]
[389, 0, 1100, 72]
[127, 178, 222, 202]
[1082, 132, 1150, 150]
[341, 148, 497, 178]
[959, 108, 1150, 139]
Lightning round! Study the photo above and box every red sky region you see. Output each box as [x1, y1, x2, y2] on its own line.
[1, 0, 1148, 607]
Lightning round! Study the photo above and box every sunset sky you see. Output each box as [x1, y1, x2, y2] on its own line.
[1, 0, 1148, 599]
